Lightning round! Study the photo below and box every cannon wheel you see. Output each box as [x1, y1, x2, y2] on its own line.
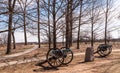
[97, 46, 112, 57]
[61, 47, 73, 65]
[46, 49, 63, 67]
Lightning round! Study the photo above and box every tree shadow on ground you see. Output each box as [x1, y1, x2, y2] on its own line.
[33, 60, 59, 72]
[33, 60, 70, 72]
[33, 67, 59, 72]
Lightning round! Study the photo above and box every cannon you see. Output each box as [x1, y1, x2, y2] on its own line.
[94, 44, 112, 57]
[46, 47, 73, 67]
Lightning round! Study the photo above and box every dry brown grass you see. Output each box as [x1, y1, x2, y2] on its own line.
[0, 41, 120, 56]
[0, 44, 34, 56]
[0, 52, 120, 73]
[0, 42, 120, 73]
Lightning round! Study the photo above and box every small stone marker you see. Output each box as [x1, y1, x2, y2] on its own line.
[85, 47, 94, 62]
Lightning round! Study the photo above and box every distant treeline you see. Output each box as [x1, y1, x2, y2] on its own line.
[14, 38, 120, 45]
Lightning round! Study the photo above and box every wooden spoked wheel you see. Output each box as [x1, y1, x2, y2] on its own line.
[61, 47, 73, 65]
[97, 45, 112, 57]
[46, 49, 63, 67]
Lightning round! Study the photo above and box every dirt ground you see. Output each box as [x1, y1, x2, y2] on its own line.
[0, 51, 120, 73]
[0, 42, 120, 73]
[0, 44, 34, 56]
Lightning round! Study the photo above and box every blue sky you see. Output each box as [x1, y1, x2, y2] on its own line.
[14, 0, 120, 42]
[1, 0, 120, 43]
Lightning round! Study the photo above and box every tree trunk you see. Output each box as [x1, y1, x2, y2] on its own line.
[69, 0, 73, 46]
[91, 0, 94, 47]
[105, 0, 109, 45]
[48, 0, 51, 49]
[66, 0, 70, 48]
[53, 0, 56, 49]
[6, 8, 12, 54]
[91, 22, 94, 47]
[6, 0, 16, 54]
[23, 10, 27, 45]
[37, 0, 40, 48]
[65, 0, 73, 48]
[12, 31, 16, 49]
[77, 0, 83, 49]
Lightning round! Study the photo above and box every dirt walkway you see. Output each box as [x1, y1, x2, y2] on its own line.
[0, 45, 38, 60]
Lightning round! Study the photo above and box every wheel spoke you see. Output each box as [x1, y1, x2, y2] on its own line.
[46, 49, 63, 67]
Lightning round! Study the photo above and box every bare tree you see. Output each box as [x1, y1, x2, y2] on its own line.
[17, 0, 33, 45]
[88, 0, 103, 47]
[66, 0, 73, 48]
[65, 0, 70, 48]
[36, 0, 41, 48]
[48, 0, 51, 49]
[69, 0, 73, 46]
[91, 0, 95, 47]
[52, 0, 56, 49]
[23, 0, 27, 45]
[77, 0, 83, 49]
[6, 0, 16, 54]
[105, 0, 109, 44]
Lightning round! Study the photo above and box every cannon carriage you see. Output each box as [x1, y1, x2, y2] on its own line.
[94, 44, 112, 57]
[46, 47, 73, 67]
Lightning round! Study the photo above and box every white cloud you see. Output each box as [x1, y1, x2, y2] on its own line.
[14, 32, 38, 43]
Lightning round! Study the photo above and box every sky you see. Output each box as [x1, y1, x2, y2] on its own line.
[109, 0, 120, 38]
[14, 0, 120, 43]
[14, 32, 38, 43]
[1, 0, 120, 43]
